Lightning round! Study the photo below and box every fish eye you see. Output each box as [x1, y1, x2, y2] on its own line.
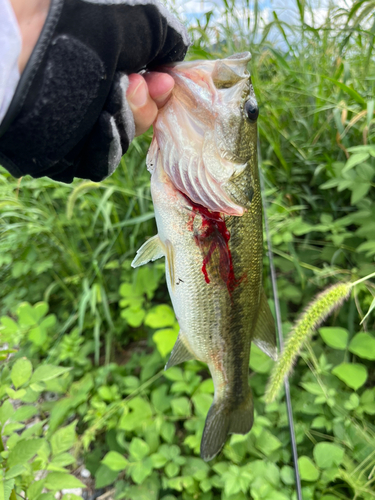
[244, 99, 259, 122]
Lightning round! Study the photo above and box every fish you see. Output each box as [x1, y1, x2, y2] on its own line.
[132, 52, 276, 461]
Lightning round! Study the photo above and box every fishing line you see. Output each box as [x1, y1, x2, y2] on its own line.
[259, 144, 303, 500]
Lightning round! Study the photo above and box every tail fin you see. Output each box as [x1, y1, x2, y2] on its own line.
[200, 391, 254, 462]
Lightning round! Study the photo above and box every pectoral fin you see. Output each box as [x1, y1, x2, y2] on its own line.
[253, 289, 278, 360]
[165, 333, 195, 369]
[131, 235, 165, 268]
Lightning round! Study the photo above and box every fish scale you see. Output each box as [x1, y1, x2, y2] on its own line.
[132, 52, 277, 461]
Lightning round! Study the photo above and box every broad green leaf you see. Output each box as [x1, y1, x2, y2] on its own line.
[255, 429, 282, 456]
[298, 456, 320, 482]
[94, 464, 118, 489]
[119, 397, 153, 431]
[30, 365, 71, 384]
[351, 183, 371, 204]
[130, 457, 153, 484]
[151, 384, 171, 413]
[44, 472, 85, 491]
[0, 316, 18, 334]
[17, 302, 38, 326]
[192, 393, 213, 418]
[313, 442, 344, 468]
[129, 437, 150, 461]
[145, 304, 176, 328]
[0, 400, 14, 426]
[11, 358, 32, 388]
[280, 465, 295, 485]
[349, 332, 375, 360]
[12, 405, 38, 422]
[49, 452, 76, 468]
[27, 479, 45, 500]
[50, 420, 77, 456]
[2, 479, 15, 500]
[7, 438, 44, 468]
[319, 327, 348, 350]
[249, 344, 273, 373]
[101, 451, 128, 471]
[342, 152, 370, 173]
[332, 363, 368, 390]
[4, 464, 26, 479]
[153, 326, 179, 358]
[171, 397, 191, 417]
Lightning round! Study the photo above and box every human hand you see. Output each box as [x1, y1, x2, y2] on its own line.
[0, 0, 189, 183]
[127, 72, 175, 137]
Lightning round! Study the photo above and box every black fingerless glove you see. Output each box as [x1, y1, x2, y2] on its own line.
[0, 0, 189, 182]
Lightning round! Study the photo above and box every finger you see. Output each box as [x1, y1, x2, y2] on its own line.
[127, 74, 158, 136]
[144, 72, 175, 108]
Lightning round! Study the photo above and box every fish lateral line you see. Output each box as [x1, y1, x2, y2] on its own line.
[179, 191, 244, 294]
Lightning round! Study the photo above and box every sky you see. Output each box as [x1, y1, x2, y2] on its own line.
[170, 0, 351, 29]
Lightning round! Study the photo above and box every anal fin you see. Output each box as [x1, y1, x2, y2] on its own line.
[131, 235, 165, 268]
[165, 333, 194, 370]
[253, 289, 278, 360]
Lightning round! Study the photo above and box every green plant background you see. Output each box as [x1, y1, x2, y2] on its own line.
[1, 0, 375, 499]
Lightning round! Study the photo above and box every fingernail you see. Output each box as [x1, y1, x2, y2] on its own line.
[128, 81, 148, 108]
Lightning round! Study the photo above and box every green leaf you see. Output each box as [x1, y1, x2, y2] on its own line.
[280, 465, 295, 485]
[342, 152, 370, 173]
[119, 397, 153, 431]
[11, 405, 38, 422]
[44, 472, 85, 491]
[4, 464, 26, 479]
[0, 400, 14, 426]
[332, 363, 368, 390]
[171, 397, 191, 417]
[313, 442, 344, 468]
[192, 393, 213, 418]
[319, 327, 348, 350]
[130, 457, 153, 484]
[7, 438, 44, 468]
[94, 464, 118, 488]
[11, 358, 33, 388]
[153, 327, 179, 358]
[2, 479, 15, 500]
[298, 456, 320, 482]
[50, 420, 77, 456]
[322, 76, 366, 105]
[102, 451, 128, 471]
[129, 438, 150, 461]
[145, 304, 176, 328]
[255, 429, 282, 456]
[49, 452, 76, 468]
[17, 302, 38, 326]
[351, 183, 371, 204]
[30, 365, 71, 384]
[348, 333, 375, 360]
[249, 344, 273, 373]
[27, 479, 45, 500]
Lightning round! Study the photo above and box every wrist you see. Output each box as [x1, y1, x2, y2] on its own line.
[10, 0, 51, 73]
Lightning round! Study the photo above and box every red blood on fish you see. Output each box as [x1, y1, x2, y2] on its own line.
[181, 193, 240, 293]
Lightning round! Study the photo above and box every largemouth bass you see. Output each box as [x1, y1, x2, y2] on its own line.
[132, 52, 276, 461]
